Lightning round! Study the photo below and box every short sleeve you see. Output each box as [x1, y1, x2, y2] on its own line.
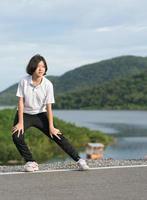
[45, 82, 55, 104]
[16, 80, 24, 97]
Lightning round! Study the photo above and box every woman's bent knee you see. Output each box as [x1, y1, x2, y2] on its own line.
[12, 132, 24, 144]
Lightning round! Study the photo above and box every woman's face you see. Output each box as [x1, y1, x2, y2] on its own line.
[34, 61, 46, 77]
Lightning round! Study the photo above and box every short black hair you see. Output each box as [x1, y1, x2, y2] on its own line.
[26, 54, 48, 75]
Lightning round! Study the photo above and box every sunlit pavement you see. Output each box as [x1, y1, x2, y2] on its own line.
[0, 165, 147, 200]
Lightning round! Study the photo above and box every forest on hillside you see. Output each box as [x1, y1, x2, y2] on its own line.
[0, 55, 147, 109]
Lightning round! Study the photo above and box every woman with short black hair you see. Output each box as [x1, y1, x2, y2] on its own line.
[12, 54, 89, 172]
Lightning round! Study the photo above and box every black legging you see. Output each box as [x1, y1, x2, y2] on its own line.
[12, 111, 80, 162]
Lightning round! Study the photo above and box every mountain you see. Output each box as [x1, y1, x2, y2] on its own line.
[0, 84, 18, 105]
[54, 70, 147, 109]
[52, 55, 147, 94]
[0, 55, 147, 106]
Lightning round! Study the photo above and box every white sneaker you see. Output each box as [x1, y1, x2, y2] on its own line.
[24, 161, 39, 172]
[77, 159, 90, 171]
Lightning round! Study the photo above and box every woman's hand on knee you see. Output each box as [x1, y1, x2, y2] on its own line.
[12, 123, 24, 137]
[49, 127, 62, 140]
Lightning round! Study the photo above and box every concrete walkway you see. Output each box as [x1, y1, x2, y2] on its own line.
[0, 166, 147, 200]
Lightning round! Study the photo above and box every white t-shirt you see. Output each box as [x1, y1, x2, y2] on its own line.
[16, 75, 55, 114]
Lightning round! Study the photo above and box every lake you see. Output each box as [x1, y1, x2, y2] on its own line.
[53, 110, 147, 159]
[1, 106, 147, 160]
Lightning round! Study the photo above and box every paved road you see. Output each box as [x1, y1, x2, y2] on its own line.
[0, 166, 147, 200]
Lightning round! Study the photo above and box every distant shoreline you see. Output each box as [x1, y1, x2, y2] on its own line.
[0, 106, 16, 110]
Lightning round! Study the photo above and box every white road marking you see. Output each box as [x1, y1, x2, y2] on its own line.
[0, 164, 147, 175]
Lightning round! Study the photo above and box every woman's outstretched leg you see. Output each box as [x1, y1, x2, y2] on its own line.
[35, 113, 89, 170]
[12, 112, 35, 162]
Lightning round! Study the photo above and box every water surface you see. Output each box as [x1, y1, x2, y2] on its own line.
[53, 110, 147, 159]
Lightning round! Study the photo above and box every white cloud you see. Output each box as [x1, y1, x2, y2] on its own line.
[0, 0, 147, 91]
[95, 24, 147, 33]
[95, 27, 113, 32]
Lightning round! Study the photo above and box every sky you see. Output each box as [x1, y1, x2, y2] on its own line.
[0, 0, 147, 92]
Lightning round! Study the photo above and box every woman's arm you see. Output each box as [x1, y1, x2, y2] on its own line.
[46, 103, 62, 140]
[46, 103, 54, 128]
[12, 97, 24, 137]
[18, 97, 24, 124]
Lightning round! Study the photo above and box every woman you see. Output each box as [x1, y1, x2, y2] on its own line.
[12, 54, 89, 172]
